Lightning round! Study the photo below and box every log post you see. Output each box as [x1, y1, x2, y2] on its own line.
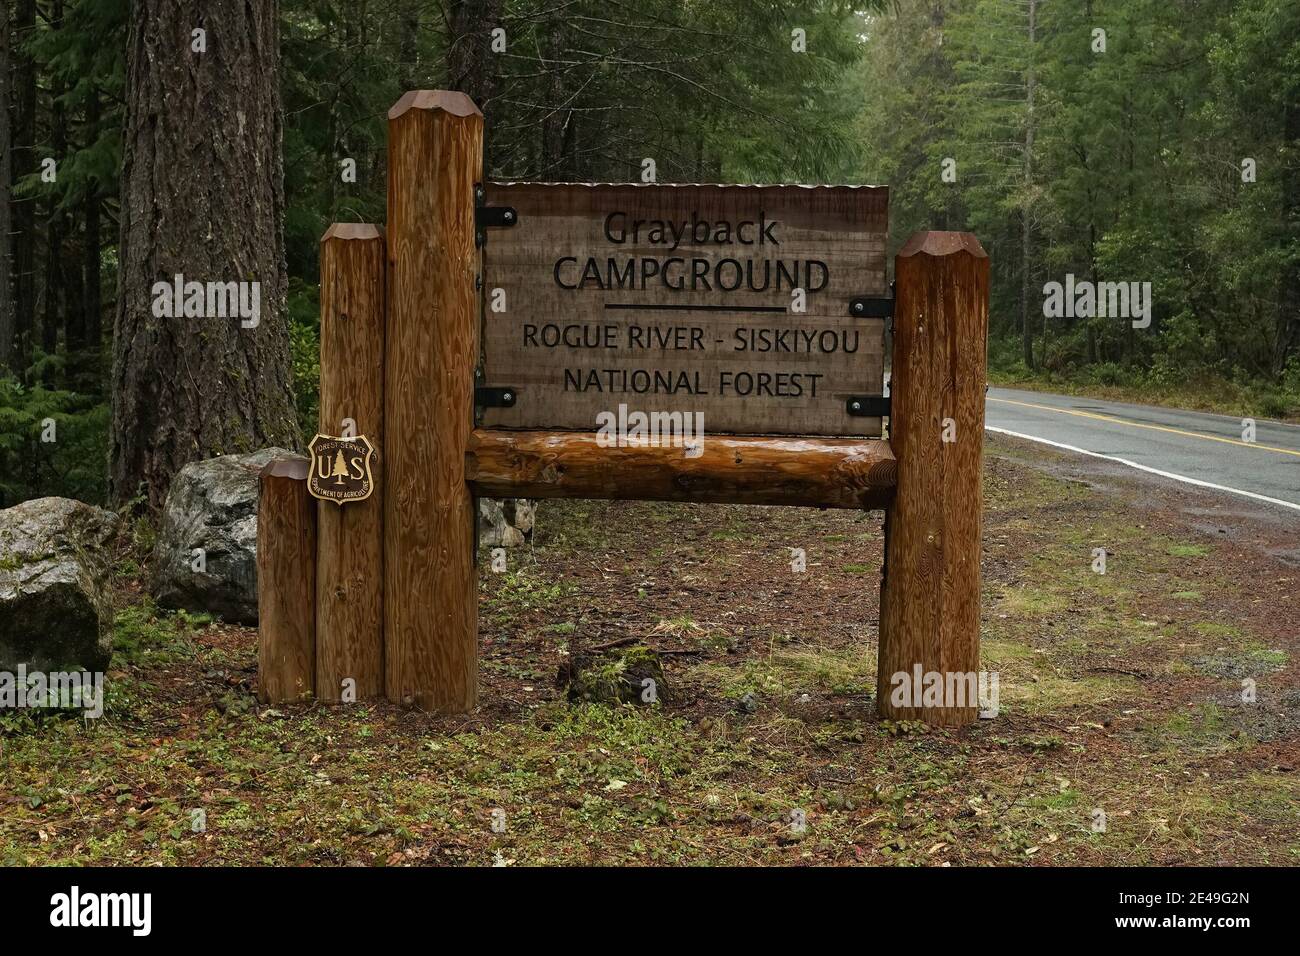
[257, 456, 317, 703]
[467, 430, 898, 510]
[316, 224, 386, 702]
[877, 232, 989, 727]
[383, 91, 482, 712]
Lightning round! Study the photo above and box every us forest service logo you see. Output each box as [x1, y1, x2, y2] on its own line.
[308, 434, 375, 506]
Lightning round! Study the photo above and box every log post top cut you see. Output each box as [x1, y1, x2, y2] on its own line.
[898, 231, 988, 259]
[387, 90, 482, 120]
[321, 223, 385, 243]
[260, 455, 310, 481]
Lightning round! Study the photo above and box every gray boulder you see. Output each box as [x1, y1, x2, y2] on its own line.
[151, 448, 293, 625]
[0, 497, 118, 671]
[478, 497, 536, 548]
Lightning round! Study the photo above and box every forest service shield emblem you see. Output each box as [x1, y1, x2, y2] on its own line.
[307, 434, 375, 506]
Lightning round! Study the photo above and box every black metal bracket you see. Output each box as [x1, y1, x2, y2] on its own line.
[475, 386, 518, 408]
[849, 280, 895, 320]
[846, 395, 889, 417]
[474, 184, 517, 247]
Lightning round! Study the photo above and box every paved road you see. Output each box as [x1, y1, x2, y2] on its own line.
[984, 387, 1300, 512]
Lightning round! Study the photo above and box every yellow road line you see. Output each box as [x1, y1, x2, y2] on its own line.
[987, 397, 1300, 458]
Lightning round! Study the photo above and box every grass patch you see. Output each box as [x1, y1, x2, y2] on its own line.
[997, 585, 1069, 617]
[3, 447, 1296, 867]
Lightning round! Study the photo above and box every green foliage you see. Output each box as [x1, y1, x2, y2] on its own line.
[22, 0, 126, 210]
[858, 0, 1300, 412]
[0, 371, 108, 507]
[7, 0, 1295, 520]
[112, 599, 207, 666]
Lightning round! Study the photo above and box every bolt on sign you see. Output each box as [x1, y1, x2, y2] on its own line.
[307, 434, 376, 505]
[479, 183, 889, 437]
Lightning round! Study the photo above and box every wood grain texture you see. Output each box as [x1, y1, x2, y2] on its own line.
[466, 429, 896, 510]
[257, 456, 316, 703]
[384, 91, 482, 712]
[480, 182, 887, 437]
[877, 231, 989, 727]
[316, 224, 385, 702]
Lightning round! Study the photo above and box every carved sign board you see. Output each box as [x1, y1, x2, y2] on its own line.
[480, 183, 888, 437]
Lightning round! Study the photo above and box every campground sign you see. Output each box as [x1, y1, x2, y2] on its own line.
[257, 90, 990, 728]
[480, 183, 889, 437]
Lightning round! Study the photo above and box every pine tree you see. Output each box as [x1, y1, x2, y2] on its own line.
[109, 0, 299, 509]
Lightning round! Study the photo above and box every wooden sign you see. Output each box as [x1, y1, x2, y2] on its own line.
[256, 91, 992, 728]
[480, 183, 888, 437]
[307, 434, 376, 506]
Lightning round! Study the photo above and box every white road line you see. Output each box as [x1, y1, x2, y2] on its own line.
[990, 392, 1300, 431]
[984, 425, 1300, 514]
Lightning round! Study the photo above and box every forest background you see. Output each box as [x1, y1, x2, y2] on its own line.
[1, 0, 1296, 508]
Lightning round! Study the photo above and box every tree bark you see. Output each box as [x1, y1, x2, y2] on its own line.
[398, 0, 420, 91]
[445, 0, 502, 155]
[0, 0, 13, 372]
[1020, 0, 1036, 371]
[9, 0, 36, 378]
[1275, 96, 1299, 377]
[40, 0, 67, 366]
[70, 83, 102, 355]
[110, 0, 299, 510]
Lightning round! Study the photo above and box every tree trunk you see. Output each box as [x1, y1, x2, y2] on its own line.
[446, 0, 502, 156]
[1020, 0, 1036, 371]
[0, 0, 13, 372]
[70, 83, 101, 354]
[9, 0, 36, 378]
[41, 0, 67, 367]
[1274, 96, 1299, 377]
[110, 0, 299, 510]
[398, 0, 420, 91]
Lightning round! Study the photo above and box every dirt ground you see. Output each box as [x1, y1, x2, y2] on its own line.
[2, 432, 1297, 866]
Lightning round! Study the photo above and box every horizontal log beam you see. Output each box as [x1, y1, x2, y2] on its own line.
[466, 430, 896, 510]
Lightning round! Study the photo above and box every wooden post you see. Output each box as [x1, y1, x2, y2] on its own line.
[316, 224, 386, 702]
[257, 456, 317, 703]
[877, 232, 989, 727]
[383, 91, 482, 711]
